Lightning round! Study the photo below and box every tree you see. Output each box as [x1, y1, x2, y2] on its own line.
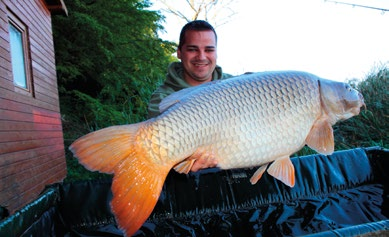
[157, 0, 237, 27]
[53, 0, 176, 132]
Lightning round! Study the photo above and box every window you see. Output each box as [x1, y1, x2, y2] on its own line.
[8, 12, 33, 95]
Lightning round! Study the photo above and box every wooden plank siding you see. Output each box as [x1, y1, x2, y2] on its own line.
[0, 0, 67, 214]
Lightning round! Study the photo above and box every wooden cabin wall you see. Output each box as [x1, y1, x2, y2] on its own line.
[0, 0, 66, 214]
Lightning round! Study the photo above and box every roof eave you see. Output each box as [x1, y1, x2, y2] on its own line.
[44, 0, 68, 16]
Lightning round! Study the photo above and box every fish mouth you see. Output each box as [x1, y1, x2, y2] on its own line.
[341, 92, 365, 119]
[350, 92, 366, 117]
[358, 92, 367, 110]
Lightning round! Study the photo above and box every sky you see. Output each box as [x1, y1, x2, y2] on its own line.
[150, 0, 389, 82]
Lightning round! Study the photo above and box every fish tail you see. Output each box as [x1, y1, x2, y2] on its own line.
[69, 122, 172, 236]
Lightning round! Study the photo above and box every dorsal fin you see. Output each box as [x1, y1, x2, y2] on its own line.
[159, 80, 223, 113]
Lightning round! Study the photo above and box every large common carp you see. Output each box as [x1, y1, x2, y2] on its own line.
[69, 71, 365, 236]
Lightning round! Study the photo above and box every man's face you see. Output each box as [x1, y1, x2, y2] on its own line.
[177, 30, 217, 86]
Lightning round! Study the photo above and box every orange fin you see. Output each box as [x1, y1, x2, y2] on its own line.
[69, 122, 172, 236]
[250, 164, 269, 184]
[173, 159, 196, 174]
[305, 117, 334, 155]
[173, 149, 218, 173]
[69, 124, 141, 173]
[111, 155, 170, 237]
[267, 156, 295, 187]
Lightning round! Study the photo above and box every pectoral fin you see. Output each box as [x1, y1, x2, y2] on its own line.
[173, 159, 196, 174]
[250, 164, 269, 184]
[267, 156, 295, 187]
[173, 149, 218, 174]
[305, 117, 334, 155]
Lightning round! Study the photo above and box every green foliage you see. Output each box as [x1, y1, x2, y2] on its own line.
[53, 0, 176, 127]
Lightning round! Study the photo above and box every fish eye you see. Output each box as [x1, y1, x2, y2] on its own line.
[345, 85, 352, 92]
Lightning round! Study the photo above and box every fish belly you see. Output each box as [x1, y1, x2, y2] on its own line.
[143, 71, 322, 169]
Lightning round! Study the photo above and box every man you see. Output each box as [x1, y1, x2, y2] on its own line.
[147, 20, 233, 118]
[147, 20, 233, 171]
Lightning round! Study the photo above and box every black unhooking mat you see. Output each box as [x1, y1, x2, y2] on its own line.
[1, 147, 388, 236]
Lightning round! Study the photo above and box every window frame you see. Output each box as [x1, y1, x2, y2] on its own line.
[8, 11, 33, 96]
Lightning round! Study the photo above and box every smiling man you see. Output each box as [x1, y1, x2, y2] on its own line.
[147, 20, 233, 118]
[177, 25, 218, 86]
